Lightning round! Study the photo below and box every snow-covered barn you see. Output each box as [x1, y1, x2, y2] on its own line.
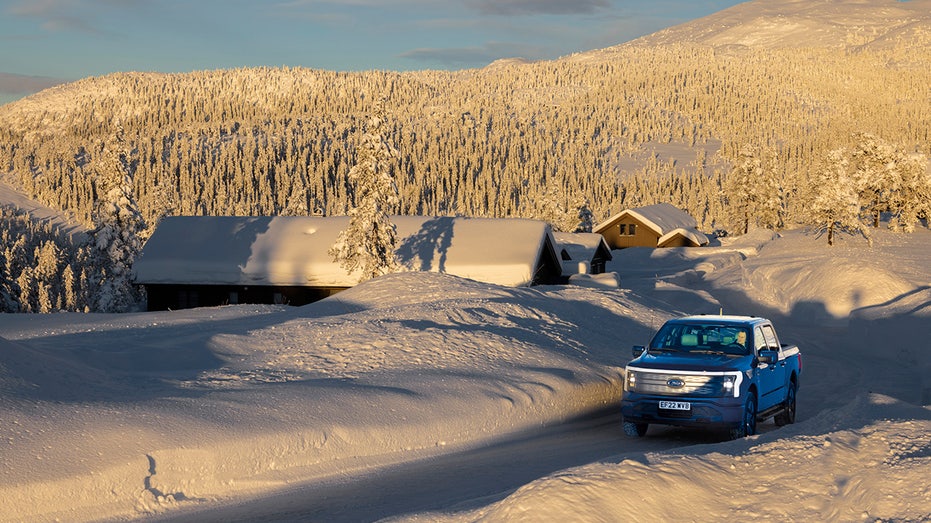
[552, 232, 613, 276]
[594, 203, 709, 249]
[133, 215, 562, 310]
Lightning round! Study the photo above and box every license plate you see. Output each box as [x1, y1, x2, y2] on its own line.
[659, 400, 691, 411]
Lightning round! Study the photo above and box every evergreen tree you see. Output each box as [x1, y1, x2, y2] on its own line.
[888, 152, 931, 232]
[330, 100, 401, 281]
[34, 241, 61, 312]
[849, 133, 897, 228]
[79, 267, 91, 313]
[572, 196, 595, 233]
[62, 264, 77, 311]
[534, 185, 570, 231]
[37, 280, 53, 313]
[16, 267, 33, 312]
[35, 241, 61, 286]
[0, 229, 14, 311]
[847, 133, 931, 232]
[725, 145, 781, 234]
[805, 149, 868, 246]
[90, 125, 147, 312]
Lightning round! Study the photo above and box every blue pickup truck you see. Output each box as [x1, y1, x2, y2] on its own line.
[621, 315, 801, 439]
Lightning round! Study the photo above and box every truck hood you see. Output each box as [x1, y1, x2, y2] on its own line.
[628, 352, 753, 373]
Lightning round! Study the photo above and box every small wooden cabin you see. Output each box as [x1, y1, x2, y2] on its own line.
[594, 203, 709, 249]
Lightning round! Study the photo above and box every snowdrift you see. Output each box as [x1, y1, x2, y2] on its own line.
[405, 393, 931, 522]
[2, 227, 930, 522]
[0, 273, 653, 522]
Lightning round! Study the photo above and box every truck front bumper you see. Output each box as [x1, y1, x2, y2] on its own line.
[621, 392, 745, 429]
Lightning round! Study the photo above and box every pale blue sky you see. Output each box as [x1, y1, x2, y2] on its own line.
[1, 0, 746, 93]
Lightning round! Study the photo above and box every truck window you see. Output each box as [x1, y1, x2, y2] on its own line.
[761, 325, 779, 350]
[650, 323, 752, 355]
[753, 327, 767, 352]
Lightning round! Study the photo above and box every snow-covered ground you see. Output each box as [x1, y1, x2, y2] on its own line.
[2, 227, 930, 522]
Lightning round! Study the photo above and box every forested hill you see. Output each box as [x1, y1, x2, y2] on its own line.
[0, 0, 929, 237]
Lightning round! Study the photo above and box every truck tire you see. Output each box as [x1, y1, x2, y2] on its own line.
[729, 393, 757, 439]
[623, 420, 648, 437]
[774, 381, 797, 426]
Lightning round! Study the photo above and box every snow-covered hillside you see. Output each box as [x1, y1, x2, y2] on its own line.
[1, 226, 929, 522]
[0, 180, 87, 239]
[626, 0, 931, 51]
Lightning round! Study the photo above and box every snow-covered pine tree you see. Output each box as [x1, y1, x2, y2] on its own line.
[805, 148, 868, 246]
[846, 133, 931, 232]
[849, 133, 897, 228]
[534, 185, 569, 231]
[34, 241, 61, 312]
[62, 264, 77, 311]
[16, 266, 34, 312]
[89, 125, 147, 312]
[573, 196, 594, 233]
[914, 155, 931, 224]
[0, 226, 19, 311]
[329, 99, 401, 282]
[725, 145, 781, 234]
[888, 152, 931, 232]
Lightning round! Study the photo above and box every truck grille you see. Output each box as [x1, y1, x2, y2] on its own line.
[631, 372, 724, 397]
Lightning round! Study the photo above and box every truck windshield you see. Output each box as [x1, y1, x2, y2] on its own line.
[649, 323, 751, 356]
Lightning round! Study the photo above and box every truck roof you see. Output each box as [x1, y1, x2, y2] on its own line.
[671, 315, 770, 326]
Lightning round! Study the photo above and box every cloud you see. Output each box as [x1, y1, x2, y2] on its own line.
[6, 0, 126, 35]
[276, 0, 436, 8]
[465, 0, 610, 16]
[399, 41, 545, 68]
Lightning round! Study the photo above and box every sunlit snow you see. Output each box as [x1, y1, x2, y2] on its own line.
[2, 227, 929, 522]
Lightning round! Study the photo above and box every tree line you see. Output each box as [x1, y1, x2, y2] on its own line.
[0, 43, 929, 312]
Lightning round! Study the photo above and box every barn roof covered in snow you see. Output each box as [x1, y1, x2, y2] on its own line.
[133, 215, 561, 288]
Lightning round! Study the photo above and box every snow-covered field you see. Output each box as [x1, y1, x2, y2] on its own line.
[2, 227, 930, 522]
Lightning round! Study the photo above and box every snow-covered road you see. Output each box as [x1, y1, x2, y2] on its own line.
[155, 404, 791, 522]
[152, 407, 628, 522]
[3, 227, 930, 522]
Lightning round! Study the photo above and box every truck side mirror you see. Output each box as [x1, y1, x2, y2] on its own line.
[632, 345, 645, 358]
[758, 349, 778, 364]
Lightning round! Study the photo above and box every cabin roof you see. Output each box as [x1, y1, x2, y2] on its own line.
[553, 229, 611, 256]
[553, 231, 613, 275]
[133, 215, 561, 288]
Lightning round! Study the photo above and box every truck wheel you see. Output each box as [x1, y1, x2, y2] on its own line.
[774, 381, 797, 426]
[623, 420, 648, 437]
[729, 393, 757, 439]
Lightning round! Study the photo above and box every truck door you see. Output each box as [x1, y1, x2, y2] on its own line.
[755, 325, 786, 411]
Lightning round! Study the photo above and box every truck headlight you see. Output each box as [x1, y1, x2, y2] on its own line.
[722, 375, 736, 395]
[626, 370, 637, 391]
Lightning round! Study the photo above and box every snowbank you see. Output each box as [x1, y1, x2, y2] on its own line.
[403, 393, 931, 522]
[2, 226, 931, 522]
[568, 272, 620, 289]
[0, 273, 653, 522]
